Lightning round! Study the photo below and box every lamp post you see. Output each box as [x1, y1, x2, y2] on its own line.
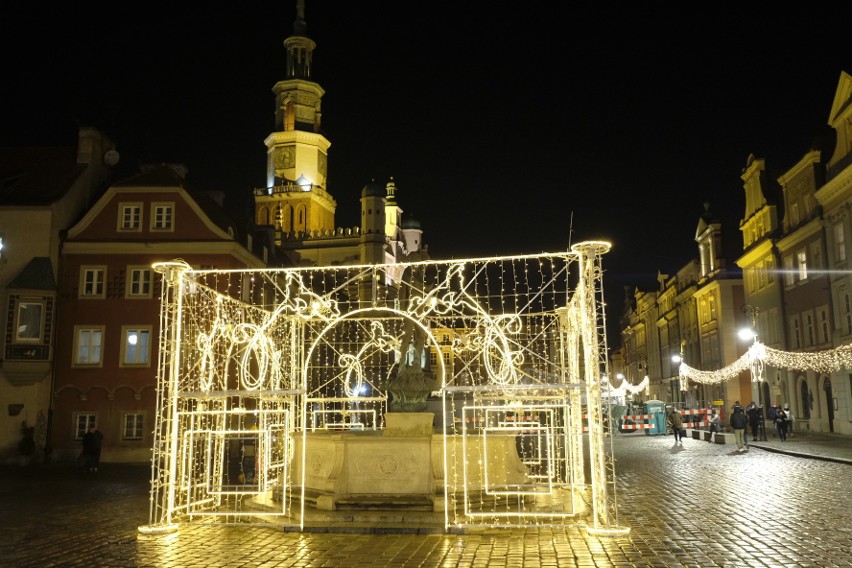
[671, 339, 687, 421]
[739, 305, 767, 441]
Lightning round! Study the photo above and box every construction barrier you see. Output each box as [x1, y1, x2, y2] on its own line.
[619, 414, 655, 430]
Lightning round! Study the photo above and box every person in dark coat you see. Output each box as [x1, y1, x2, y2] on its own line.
[81, 425, 103, 473]
[746, 401, 760, 440]
[730, 406, 748, 452]
[775, 407, 788, 442]
[668, 407, 684, 446]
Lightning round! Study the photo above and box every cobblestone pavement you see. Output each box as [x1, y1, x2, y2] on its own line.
[1, 430, 850, 567]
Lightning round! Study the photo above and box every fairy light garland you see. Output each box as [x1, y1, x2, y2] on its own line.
[678, 340, 852, 384]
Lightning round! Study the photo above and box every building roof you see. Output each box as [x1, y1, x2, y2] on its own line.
[8, 257, 56, 290]
[0, 147, 84, 206]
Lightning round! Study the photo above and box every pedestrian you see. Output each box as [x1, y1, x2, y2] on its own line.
[767, 403, 777, 436]
[668, 406, 684, 446]
[775, 406, 788, 441]
[91, 425, 103, 471]
[746, 401, 760, 440]
[81, 426, 97, 473]
[730, 405, 748, 452]
[732, 400, 749, 448]
[784, 404, 794, 438]
[707, 409, 722, 443]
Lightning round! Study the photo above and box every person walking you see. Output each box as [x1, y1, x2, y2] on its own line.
[81, 426, 97, 473]
[767, 403, 778, 437]
[90, 425, 103, 471]
[730, 405, 748, 452]
[746, 401, 760, 440]
[668, 407, 684, 445]
[707, 410, 722, 443]
[775, 406, 788, 441]
[784, 404, 794, 438]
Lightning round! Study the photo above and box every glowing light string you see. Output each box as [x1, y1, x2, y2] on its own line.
[339, 321, 400, 397]
[404, 264, 524, 386]
[601, 375, 650, 397]
[678, 340, 852, 384]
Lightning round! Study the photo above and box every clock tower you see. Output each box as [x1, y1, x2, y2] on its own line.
[255, 0, 335, 241]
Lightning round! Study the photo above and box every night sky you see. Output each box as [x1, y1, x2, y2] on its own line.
[1, 2, 849, 346]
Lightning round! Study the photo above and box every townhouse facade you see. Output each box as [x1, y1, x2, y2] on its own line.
[615, 71, 852, 436]
[0, 127, 116, 462]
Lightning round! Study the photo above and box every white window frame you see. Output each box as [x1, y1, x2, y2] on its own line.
[797, 249, 808, 281]
[126, 266, 153, 298]
[783, 256, 795, 287]
[790, 316, 802, 349]
[150, 202, 175, 231]
[75, 413, 97, 440]
[118, 202, 142, 231]
[80, 266, 106, 298]
[790, 202, 800, 227]
[835, 222, 847, 263]
[817, 306, 830, 345]
[73, 326, 105, 366]
[120, 326, 152, 367]
[804, 311, 815, 347]
[764, 259, 774, 285]
[810, 241, 822, 273]
[123, 413, 144, 441]
[845, 294, 852, 335]
[14, 299, 44, 343]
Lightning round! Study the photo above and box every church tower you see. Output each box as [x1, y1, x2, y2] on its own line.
[255, 0, 335, 243]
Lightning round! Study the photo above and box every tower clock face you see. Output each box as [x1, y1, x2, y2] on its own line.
[275, 147, 295, 169]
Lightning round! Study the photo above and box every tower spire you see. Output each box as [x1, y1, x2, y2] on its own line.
[285, 0, 315, 81]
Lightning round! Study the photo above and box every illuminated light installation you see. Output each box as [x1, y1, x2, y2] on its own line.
[677, 341, 852, 385]
[600, 375, 650, 398]
[140, 244, 629, 536]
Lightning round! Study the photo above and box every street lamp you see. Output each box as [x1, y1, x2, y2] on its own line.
[671, 340, 686, 406]
[739, 305, 767, 441]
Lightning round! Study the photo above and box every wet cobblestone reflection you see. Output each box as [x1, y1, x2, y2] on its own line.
[2, 433, 851, 567]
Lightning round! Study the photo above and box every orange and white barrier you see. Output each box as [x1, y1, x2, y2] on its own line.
[620, 414, 655, 429]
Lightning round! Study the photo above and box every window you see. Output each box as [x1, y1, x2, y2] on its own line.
[835, 223, 847, 263]
[429, 350, 437, 366]
[123, 414, 144, 440]
[74, 326, 104, 365]
[764, 259, 774, 285]
[817, 306, 830, 345]
[810, 241, 822, 273]
[805, 311, 815, 347]
[783, 256, 795, 287]
[845, 294, 852, 335]
[75, 413, 96, 440]
[121, 326, 151, 366]
[14, 300, 43, 342]
[442, 351, 450, 365]
[80, 267, 106, 298]
[797, 250, 808, 281]
[790, 202, 800, 227]
[790, 316, 802, 349]
[151, 203, 174, 231]
[127, 267, 152, 298]
[119, 203, 142, 231]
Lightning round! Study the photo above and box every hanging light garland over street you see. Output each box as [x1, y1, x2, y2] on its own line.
[677, 341, 852, 385]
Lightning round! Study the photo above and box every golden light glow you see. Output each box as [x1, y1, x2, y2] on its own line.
[140, 246, 629, 536]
